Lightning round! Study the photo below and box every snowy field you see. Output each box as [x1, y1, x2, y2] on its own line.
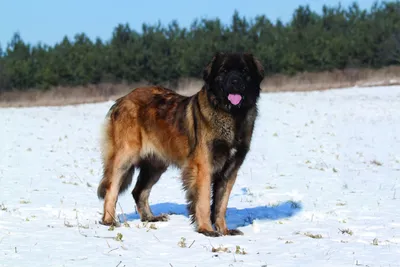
[1, 85, 400, 267]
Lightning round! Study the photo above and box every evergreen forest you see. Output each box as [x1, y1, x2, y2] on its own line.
[0, 1, 399, 91]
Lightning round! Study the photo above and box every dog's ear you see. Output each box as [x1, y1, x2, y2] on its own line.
[244, 53, 265, 83]
[253, 57, 265, 82]
[203, 52, 224, 82]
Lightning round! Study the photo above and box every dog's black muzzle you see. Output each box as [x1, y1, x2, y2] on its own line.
[225, 72, 245, 93]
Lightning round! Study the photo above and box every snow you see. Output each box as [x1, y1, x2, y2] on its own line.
[1, 85, 400, 267]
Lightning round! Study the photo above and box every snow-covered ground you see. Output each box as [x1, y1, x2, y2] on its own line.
[1, 85, 400, 267]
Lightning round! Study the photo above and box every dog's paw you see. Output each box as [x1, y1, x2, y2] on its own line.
[149, 214, 170, 222]
[198, 229, 222, 237]
[226, 229, 244, 236]
[99, 219, 120, 227]
[215, 225, 244, 236]
[141, 213, 170, 222]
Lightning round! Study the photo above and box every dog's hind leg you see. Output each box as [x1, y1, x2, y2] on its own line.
[132, 156, 168, 222]
[98, 148, 138, 226]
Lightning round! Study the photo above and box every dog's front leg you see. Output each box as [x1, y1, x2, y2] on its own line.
[211, 143, 249, 236]
[183, 157, 220, 237]
[211, 169, 243, 236]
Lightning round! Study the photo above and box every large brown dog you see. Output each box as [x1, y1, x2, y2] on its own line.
[97, 52, 264, 237]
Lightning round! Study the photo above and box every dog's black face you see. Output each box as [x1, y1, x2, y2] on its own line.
[203, 52, 265, 113]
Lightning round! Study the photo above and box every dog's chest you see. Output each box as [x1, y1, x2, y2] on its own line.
[210, 112, 235, 143]
[209, 139, 238, 173]
[209, 124, 246, 172]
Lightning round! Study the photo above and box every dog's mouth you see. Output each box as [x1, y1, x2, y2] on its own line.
[227, 93, 242, 105]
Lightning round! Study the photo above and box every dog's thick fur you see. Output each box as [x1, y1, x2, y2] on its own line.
[97, 52, 265, 236]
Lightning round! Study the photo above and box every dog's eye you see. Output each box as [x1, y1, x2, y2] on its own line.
[220, 68, 228, 74]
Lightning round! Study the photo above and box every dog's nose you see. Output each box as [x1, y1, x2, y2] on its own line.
[229, 76, 242, 86]
[227, 74, 244, 91]
[231, 78, 239, 85]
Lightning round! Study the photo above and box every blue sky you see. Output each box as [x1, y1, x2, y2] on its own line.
[0, 0, 381, 47]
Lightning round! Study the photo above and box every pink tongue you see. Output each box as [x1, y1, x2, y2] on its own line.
[228, 94, 242, 105]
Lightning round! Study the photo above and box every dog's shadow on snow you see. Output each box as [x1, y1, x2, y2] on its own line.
[118, 200, 302, 229]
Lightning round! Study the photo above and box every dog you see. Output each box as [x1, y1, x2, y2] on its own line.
[97, 52, 265, 237]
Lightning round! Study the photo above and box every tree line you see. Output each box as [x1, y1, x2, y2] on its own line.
[0, 1, 399, 91]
